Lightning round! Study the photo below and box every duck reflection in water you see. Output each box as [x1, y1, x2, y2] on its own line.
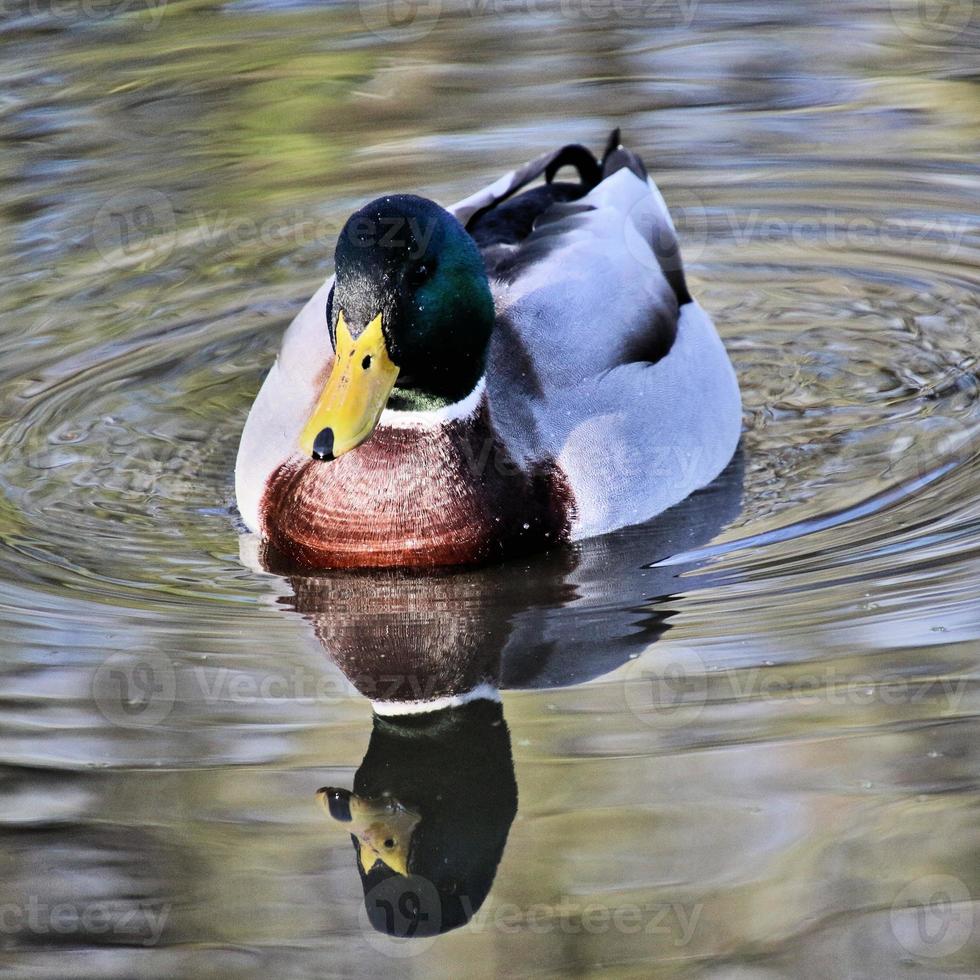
[247, 454, 744, 937]
[318, 700, 517, 936]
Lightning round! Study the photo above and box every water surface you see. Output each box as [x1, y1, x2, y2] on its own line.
[0, 1, 978, 977]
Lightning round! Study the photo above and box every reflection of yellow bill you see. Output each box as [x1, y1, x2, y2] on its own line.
[300, 312, 399, 460]
[317, 789, 420, 876]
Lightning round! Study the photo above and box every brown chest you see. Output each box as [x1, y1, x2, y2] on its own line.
[260, 408, 574, 569]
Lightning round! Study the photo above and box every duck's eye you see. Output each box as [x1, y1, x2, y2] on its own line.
[362, 355, 372, 370]
[383, 838, 395, 849]
[408, 262, 433, 287]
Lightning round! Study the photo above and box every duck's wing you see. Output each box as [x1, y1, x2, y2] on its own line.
[483, 150, 742, 541]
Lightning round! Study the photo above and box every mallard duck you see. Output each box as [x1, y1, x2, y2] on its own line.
[236, 130, 741, 569]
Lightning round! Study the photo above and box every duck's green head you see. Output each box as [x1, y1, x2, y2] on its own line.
[300, 195, 495, 461]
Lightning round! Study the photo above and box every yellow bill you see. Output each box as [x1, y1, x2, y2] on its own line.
[300, 311, 399, 460]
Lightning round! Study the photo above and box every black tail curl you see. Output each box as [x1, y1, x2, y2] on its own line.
[465, 129, 646, 242]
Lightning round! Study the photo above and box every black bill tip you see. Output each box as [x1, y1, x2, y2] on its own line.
[312, 427, 335, 461]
